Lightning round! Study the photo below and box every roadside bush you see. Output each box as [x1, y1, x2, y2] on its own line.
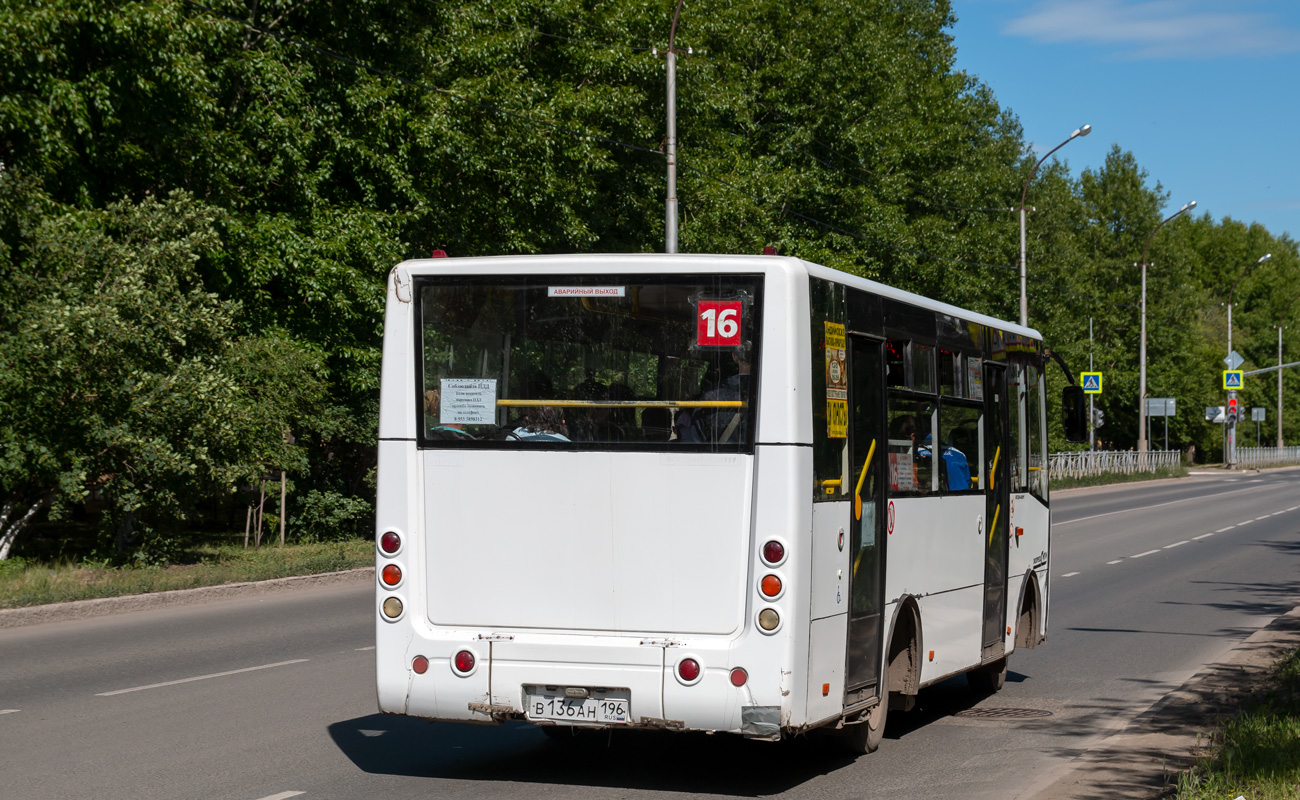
[291, 490, 373, 542]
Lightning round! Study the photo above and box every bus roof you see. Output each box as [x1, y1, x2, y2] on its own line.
[395, 253, 1042, 341]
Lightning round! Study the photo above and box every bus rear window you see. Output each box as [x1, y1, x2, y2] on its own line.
[415, 275, 762, 450]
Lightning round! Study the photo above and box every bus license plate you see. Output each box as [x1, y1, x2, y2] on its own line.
[525, 689, 630, 724]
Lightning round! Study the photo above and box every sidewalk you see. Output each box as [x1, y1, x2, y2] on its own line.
[0, 566, 374, 629]
[1026, 605, 1300, 799]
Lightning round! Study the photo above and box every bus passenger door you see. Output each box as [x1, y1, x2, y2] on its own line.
[981, 362, 1010, 660]
[846, 336, 886, 697]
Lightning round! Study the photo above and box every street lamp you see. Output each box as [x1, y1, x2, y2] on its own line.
[1221, 253, 1272, 467]
[1019, 124, 1092, 327]
[1137, 200, 1196, 464]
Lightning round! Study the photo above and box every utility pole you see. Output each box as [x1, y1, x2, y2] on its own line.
[661, 0, 686, 254]
[1088, 317, 1095, 452]
[1280, 325, 1287, 448]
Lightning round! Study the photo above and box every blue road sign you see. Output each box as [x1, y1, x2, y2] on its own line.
[1223, 370, 1244, 390]
[1081, 372, 1103, 394]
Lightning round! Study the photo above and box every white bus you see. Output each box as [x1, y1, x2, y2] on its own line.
[374, 253, 1080, 752]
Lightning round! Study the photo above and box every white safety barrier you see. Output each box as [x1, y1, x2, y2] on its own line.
[1048, 450, 1181, 479]
[1235, 446, 1300, 469]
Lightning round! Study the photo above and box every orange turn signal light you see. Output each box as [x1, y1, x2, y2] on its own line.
[760, 575, 782, 597]
[381, 564, 402, 586]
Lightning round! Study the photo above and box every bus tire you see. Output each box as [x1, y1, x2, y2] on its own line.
[967, 656, 1007, 694]
[844, 688, 888, 754]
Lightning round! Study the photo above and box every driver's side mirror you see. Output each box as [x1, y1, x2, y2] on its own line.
[1062, 385, 1086, 443]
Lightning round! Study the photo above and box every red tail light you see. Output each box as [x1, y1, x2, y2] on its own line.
[762, 540, 785, 565]
[678, 658, 701, 682]
[453, 650, 475, 673]
[381, 565, 402, 586]
[729, 667, 748, 686]
[379, 531, 401, 554]
[412, 656, 429, 674]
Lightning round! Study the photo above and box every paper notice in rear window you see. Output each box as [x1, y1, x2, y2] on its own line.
[440, 379, 497, 425]
[547, 286, 626, 297]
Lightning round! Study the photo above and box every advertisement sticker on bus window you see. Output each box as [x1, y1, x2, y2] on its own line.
[440, 378, 497, 425]
[967, 357, 984, 401]
[547, 286, 626, 297]
[696, 300, 743, 347]
[824, 321, 848, 439]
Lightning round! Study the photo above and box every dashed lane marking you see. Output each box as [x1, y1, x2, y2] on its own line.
[1256, 515, 1272, 521]
[96, 659, 309, 697]
[1217, 526, 1236, 532]
[1164, 540, 1189, 549]
[1193, 533, 1214, 540]
[254, 793, 305, 800]
[0, 709, 19, 715]
[1239, 520, 1254, 526]
[1107, 559, 1124, 565]
[355, 646, 376, 651]
[1131, 549, 1162, 559]
[1062, 572, 1080, 577]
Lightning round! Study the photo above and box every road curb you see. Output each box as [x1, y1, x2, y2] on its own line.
[1026, 605, 1300, 799]
[0, 567, 375, 630]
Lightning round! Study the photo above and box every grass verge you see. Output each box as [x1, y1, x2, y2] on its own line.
[1052, 463, 1190, 491]
[1174, 648, 1300, 799]
[0, 539, 373, 610]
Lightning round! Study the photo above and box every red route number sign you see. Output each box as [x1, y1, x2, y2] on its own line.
[696, 300, 743, 347]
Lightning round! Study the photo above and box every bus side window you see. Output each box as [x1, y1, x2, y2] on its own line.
[886, 399, 935, 494]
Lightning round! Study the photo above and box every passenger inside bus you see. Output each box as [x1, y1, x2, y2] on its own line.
[505, 406, 571, 442]
[674, 343, 751, 443]
[919, 433, 970, 491]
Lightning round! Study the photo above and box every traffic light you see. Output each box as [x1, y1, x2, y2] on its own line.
[1091, 407, 1105, 428]
[1227, 396, 1239, 423]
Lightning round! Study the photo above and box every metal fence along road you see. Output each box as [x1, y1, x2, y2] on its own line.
[1236, 446, 1300, 469]
[1048, 450, 1181, 479]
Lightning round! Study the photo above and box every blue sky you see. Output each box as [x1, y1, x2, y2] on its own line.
[949, 0, 1300, 243]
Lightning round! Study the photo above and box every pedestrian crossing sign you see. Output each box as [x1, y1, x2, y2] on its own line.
[1081, 372, 1102, 394]
[1223, 370, 1244, 390]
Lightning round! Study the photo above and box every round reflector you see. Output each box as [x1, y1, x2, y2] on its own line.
[729, 667, 748, 687]
[678, 658, 701, 682]
[412, 655, 429, 674]
[380, 531, 401, 554]
[762, 540, 785, 565]
[760, 574, 782, 597]
[381, 597, 403, 618]
[758, 609, 780, 631]
[454, 650, 475, 673]
[381, 564, 402, 586]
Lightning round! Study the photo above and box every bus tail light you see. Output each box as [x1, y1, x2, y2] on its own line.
[678, 658, 701, 682]
[758, 609, 780, 631]
[380, 531, 401, 554]
[381, 565, 402, 586]
[729, 667, 748, 687]
[760, 575, 782, 597]
[412, 656, 429, 674]
[453, 650, 475, 674]
[762, 540, 785, 565]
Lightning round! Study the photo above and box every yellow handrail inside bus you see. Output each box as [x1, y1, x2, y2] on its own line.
[854, 439, 877, 521]
[989, 503, 1001, 547]
[495, 399, 742, 409]
[990, 445, 1001, 490]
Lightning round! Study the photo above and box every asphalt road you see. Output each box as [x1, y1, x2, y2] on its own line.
[2, 468, 1298, 800]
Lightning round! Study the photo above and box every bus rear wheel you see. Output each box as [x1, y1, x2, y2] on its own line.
[967, 656, 1007, 694]
[843, 688, 888, 755]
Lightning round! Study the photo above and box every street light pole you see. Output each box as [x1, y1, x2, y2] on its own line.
[1018, 124, 1091, 327]
[662, 0, 685, 254]
[1224, 253, 1272, 467]
[1138, 200, 1196, 467]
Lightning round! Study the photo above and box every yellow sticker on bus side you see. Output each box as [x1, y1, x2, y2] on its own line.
[825, 321, 847, 439]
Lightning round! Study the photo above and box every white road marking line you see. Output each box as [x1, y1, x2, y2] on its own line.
[1131, 549, 1162, 559]
[1193, 533, 1215, 540]
[1239, 520, 1254, 526]
[1107, 559, 1124, 565]
[96, 659, 309, 697]
[1062, 572, 1080, 577]
[1217, 526, 1236, 532]
[1272, 511, 1287, 517]
[254, 793, 305, 800]
[1164, 540, 1189, 549]
[1288, 506, 1299, 512]
[0, 709, 19, 715]
[1256, 515, 1272, 521]
[355, 646, 376, 651]
[1055, 485, 1274, 526]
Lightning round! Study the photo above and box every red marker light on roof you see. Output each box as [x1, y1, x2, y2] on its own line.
[431, 249, 448, 258]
